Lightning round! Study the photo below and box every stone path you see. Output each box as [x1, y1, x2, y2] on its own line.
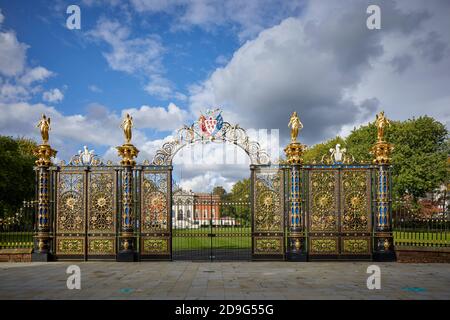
[0, 262, 449, 299]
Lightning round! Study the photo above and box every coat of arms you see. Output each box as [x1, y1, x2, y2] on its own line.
[198, 108, 223, 137]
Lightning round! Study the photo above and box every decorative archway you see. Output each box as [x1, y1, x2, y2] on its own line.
[151, 108, 271, 166]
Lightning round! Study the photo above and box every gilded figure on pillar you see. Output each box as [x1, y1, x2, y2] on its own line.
[121, 113, 134, 144]
[37, 114, 51, 145]
[288, 111, 303, 143]
[117, 114, 139, 166]
[375, 111, 390, 143]
[371, 111, 394, 165]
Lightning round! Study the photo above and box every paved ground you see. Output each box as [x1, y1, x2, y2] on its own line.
[0, 262, 449, 300]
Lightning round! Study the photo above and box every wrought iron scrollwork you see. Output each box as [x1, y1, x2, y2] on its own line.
[152, 120, 271, 165]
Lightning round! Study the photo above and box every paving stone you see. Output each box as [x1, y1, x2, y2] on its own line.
[0, 261, 449, 299]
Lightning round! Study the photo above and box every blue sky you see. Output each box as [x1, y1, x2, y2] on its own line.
[1, 0, 449, 191]
[0, 0, 239, 121]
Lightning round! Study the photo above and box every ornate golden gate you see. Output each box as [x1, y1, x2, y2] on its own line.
[32, 110, 396, 262]
[305, 167, 374, 260]
[53, 163, 119, 260]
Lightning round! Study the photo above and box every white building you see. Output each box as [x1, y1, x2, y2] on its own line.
[172, 188, 198, 229]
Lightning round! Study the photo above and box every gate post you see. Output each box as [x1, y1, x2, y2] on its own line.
[371, 111, 396, 261]
[117, 114, 139, 262]
[32, 114, 57, 261]
[284, 112, 307, 261]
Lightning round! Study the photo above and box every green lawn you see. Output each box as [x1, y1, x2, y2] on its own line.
[172, 227, 252, 251]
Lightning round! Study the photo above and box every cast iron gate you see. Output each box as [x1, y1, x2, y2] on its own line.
[171, 193, 251, 261]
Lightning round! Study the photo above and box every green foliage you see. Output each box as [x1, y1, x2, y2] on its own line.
[212, 186, 227, 199]
[388, 117, 448, 199]
[303, 116, 449, 200]
[225, 178, 251, 225]
[0, 136, 37, 218]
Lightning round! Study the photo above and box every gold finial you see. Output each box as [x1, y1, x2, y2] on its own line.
[121, 113, 134, 144]
[36, 114, 51, 145]
[288, 111, 303, 143]
[375, 111, 390, 143]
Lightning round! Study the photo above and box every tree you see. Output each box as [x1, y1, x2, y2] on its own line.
[345, 116, 448, 200]
[228, 178, 251, 225]
[387, 116, 448, 200]
[0, 136, 37, 219]
[212, 186, 227, 199]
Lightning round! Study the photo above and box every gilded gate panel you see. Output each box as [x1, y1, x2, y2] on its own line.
[87, 170, 116, 255]
[341, 237, 370, 255]
[254, 169, 283, 232]
[140, 168, 171, 257]
[307, 167, 373, 258]
[88, 171, 115, 234]
[252, 167, 285, 258]
[141, 171, 169, 232]
[341, 170, 371, 232]
[56, 171, 85, 256]
[308, 170, 338, 232]
[309, 237, 339, 254]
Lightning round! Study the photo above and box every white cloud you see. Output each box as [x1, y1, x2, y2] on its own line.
[0, 9, 4, 25]
[20, 67, 53, 85]
[88, 84, 102, 93]
[122, 102, 188, 131]
[179, 171, 236, 193]
[0, 29, 28, 77]
[88, 18, 164, 75]
[0, 10, 55, 104]
[42, 88, 64, 103]
[188, 0, 450, 146]
[129, 0, 304, 41]
[88, 17, 187, 100]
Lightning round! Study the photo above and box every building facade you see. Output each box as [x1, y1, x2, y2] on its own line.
[172, 191, 223, 228]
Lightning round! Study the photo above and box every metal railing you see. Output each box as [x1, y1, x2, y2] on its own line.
[0, 200, 36, 249]
[392, 199, 449, 248]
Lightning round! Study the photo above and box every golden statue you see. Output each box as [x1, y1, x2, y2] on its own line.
[288, 111, 303, 143]
[36, 114, 51, 144]
[121, 113, 134, 144]
[375, 111, 390, 142]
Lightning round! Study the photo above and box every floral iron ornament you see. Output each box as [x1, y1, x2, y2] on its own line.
[151, 108, 271, 165]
